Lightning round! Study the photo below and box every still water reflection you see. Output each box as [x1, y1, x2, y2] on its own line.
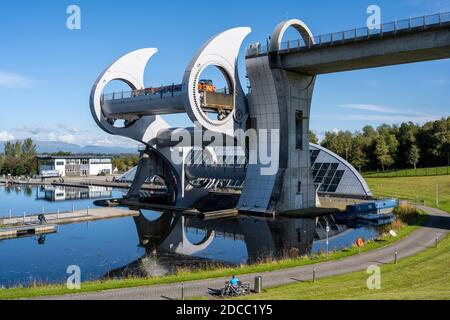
[0, 186, 382, 288]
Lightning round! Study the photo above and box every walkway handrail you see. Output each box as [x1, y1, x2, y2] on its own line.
[102, 84, 184, 103]
[247, 11, 450, 56]
[102, 85, 234, 103]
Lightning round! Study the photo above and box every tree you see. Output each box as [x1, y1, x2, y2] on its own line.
[1, 138, 37, 176]
[377, 124, 398, 166]
[407, 144, 420, 170]
[4, 141, 17, 157]
[21, 138, 37, 156]
[350, 135, 368, 172]
[112, 158, 126, 172]
[13, 141, 22, 158]
[308, 130, 319, 144]
[375, 136, 393, 171]
[433, 117, 450, 167]
[321, 130, 353, 161]
[1, 156, 25, 176]
[397, 122, 419, 167]
[112, 155, 140, 172]
[362, 125, 377, 139]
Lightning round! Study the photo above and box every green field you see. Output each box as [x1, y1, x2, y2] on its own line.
[366, 175, 450, 214]
[364, 166, 450, 178]
[235, 174, 450, 300]
[237, 235, 450, 300]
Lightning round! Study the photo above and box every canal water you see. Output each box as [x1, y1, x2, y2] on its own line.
[0, 185, 383, 288]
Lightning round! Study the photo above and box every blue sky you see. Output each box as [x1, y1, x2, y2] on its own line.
[0, 0, 449, 147]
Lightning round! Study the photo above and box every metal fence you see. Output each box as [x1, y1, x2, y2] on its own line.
[247, 11, 450, 56]
[102, 86, 184, 103]
[364, 167, 450, 178]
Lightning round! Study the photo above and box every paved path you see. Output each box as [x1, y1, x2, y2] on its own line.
[45, 206, 450, 300]
[2, 208, 139, 226]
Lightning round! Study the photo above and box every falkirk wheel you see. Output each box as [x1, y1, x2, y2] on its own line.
[90, 20, 372, 215]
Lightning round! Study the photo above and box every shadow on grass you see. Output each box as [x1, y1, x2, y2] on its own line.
[423, 214, 450, 231]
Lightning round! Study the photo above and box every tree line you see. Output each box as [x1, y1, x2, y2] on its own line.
[0, 139, 37, 176]
[311, 117, 450, 172]
[0, 138, 140, 176]
[112, 155, 140, 173]
[2, 117, 449, 177]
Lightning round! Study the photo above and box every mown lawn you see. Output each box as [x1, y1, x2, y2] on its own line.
[364, 166, 450, 178]
[236, 235, 450, 300]
[366, 175, 450, 214]
[235, 176, 450, 301]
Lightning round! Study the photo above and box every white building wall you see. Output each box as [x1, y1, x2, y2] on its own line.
[89, 159, 112, 176]
[54, 159, 66, 177]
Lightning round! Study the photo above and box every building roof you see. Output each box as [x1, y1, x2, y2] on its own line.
[310, 143, 372, 197]
[36, 155, 113, 160]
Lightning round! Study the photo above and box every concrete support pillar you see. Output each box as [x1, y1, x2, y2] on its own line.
[127, 151, 152, 201]
[271, 69, 317, 212]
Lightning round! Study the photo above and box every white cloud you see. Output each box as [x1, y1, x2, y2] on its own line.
[0, 71, 32, 89]
[86, 135, 140, 148]
[331, 128, 341, 134]
[56, 123, 81, 134]
[46, 132, 76, 144]
[16, 126, 52, 135]
[58, 134, 76, 144]
[47, 132, 57, 141]
[339, 104, 398, 114]
[11, 124, 140, 149]
[0, 131, 15, 141]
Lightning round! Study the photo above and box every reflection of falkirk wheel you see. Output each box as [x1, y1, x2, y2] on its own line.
[132, 211, 322, 264]
[90, 19, 368, 214]
[133, 213, 215, 256]
[159, 216, 215, 256]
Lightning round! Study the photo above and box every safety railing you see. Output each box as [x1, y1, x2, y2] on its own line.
[102, 86, 234, 104]
[102, 85, 184, 103]
[247, 11, 450, 56]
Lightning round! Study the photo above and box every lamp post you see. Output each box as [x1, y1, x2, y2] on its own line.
[326, 224, 330, 259]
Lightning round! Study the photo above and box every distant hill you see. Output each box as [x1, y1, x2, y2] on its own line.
[0, 140, 138, 155]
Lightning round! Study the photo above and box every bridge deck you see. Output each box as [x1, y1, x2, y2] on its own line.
[101, 89, 235, 119]
[246, 12, 450, 75]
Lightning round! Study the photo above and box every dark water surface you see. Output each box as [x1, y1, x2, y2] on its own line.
[0, 185, 381, 288]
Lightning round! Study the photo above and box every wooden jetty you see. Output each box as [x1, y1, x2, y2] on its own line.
[200, 209, 239, 220]
[119, 199, 239, 220]
[119, 199, 198, 214]
[0, 224, 57, 240]
[1, 207, 139, 228]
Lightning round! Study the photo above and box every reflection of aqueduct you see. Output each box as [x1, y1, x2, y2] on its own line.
[104, 211, 347, 278]
[91, 13, 450, 215]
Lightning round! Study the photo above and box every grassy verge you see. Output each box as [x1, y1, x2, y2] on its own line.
[0, 214, 427, 300]
[235, 234, 450, 300]
[367, 175, 450, 214]
[364, 166, 450, 178]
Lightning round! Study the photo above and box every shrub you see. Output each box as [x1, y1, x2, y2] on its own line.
[394, 204, 420, 225]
